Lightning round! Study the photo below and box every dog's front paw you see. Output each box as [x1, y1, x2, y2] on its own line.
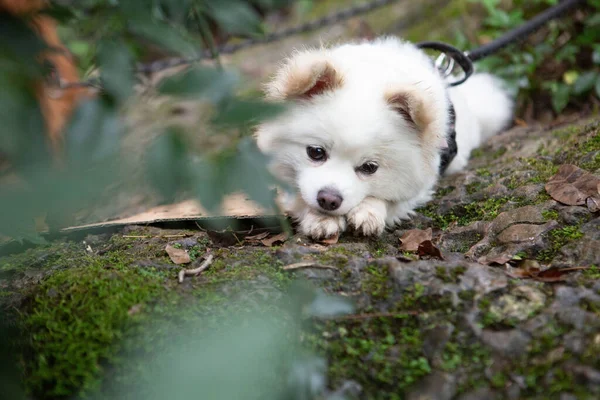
[299, 211, 346, 240]
[347, 198, 387, 236]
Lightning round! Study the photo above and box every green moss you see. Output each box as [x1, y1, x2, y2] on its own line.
[470, 148, 484, 159]
[435, 265, 466, 284]
[521, 157, 559, 184]
[541, 209, 559, 221]
[23, 259, 168, 398]
[583, 265, 600, 279]
[537, 226, 584, 263]
[362, 264, 393, 300]
[475, 168, 492, 177]
[434, 186, 455, 198]
[465, 181, 487, 195]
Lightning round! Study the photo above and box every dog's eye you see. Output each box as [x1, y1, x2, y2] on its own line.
[357, 161, 379, 175]
[307, 146, 327, 161]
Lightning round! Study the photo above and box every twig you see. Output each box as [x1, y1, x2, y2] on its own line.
[163, 234, 189, 238]
[282, 262, 338, 271]
[178, 254, 214, 283]
[122, 235, 150, 238]
[328, 311, 419, 321]
[558, 266, 590, 272]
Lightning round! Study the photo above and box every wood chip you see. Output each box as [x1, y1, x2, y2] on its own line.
[165, 244, 191, 264]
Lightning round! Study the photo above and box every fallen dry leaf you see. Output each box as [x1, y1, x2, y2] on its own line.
[545, 164, 600, 206]
[417, 240, 444, 260]
[504, 261, 588, 283]
[261, 231, 290, 247]
[483, 254, 514, 266]
[165, 244, 191, 264]
[399, 228, 433, 252]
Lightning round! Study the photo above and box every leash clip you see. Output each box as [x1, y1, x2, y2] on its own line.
[416, 41, 474, 86]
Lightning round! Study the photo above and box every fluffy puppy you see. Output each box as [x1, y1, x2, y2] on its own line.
[255, 37, 513, 239]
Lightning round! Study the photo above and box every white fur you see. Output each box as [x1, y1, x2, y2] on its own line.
[255, 37, 513, 239]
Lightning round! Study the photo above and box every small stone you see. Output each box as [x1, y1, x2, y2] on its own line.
[496, 221, 557, 245]
[489, 286, 546, 323]
[481, 329, 531, 356]
[439, 221, 488, 253]
[581, 218, 600, 241]
[456, 387, 498, 400]
[558, 206, 592, 225]
[564, 332, 585, 355]
[490, 206, 546, 235]
[423, 323, 455, 366]
[572, 365, 600, 384]
[459, 265, 508, 294]
[405, 371, 457, 400]
[512, 184, 544, 202]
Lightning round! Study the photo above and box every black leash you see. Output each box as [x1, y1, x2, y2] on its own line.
[417, 0, 587, 86]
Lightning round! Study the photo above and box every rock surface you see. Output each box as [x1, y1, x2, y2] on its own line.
[1, 2, 600, 398]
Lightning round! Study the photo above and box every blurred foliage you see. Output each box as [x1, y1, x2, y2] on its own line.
[456, 0, 600, 116]
[0, 2, 357, 400]
[0, 0, 294, 243]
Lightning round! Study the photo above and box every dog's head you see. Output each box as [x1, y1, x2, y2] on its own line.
[255, 40, 449, 216]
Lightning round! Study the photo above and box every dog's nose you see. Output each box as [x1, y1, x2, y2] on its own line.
[317, 188, 343, 211]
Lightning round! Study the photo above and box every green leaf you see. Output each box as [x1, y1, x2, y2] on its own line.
[97, 40, 134, 104]
[592, 45, 600, 65]
[551, 83, 571, 113]
[65, 97, 124, 166]
[205, 0, 264, 36]
[193, 138, 276, 213]
[128, 18, 199, 56]
[212, 99, 285, 127]
[595, 76, 600, 99]
[573, 71, 598, 95]
[158, 67, 238, 103]
[146, 128, 193, 203]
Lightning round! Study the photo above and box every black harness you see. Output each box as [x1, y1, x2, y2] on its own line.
[438, 101, 458, 175]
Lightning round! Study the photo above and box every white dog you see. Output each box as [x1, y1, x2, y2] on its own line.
[255, 37, 513, 239]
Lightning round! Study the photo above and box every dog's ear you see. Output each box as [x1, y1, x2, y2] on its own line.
[265, 50, 342, 100]
[385, 89, 429, 131]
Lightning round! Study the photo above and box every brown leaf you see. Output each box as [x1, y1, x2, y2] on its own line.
[545, 164, 600, 206]
[165, 244, 191, 264]
[399, 228, 433, 252]
[261, 231, 290, 247]
[417, 240, 444, 260]
[320, 233, 340, 245]
[484, 254, 513, 266]
[505, 266, 536, 279]
[504, 261, 585, 283]
[532, 267, 568, 283]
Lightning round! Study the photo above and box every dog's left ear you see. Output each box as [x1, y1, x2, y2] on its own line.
[385, 89, 429, 131]
[264, 50, 343, 101]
